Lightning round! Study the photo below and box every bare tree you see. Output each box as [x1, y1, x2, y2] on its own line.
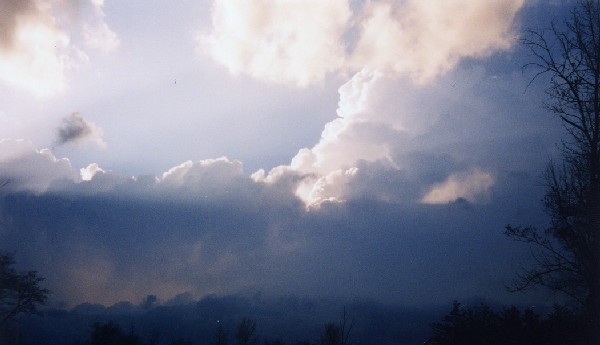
[0, 252, 50, 327]
[505, 0, 600, 335]
[319, 307, 353, 345]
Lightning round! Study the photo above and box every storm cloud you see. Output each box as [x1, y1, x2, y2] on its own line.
[0, 0, 573, 323]
[0, 137, 552, 308]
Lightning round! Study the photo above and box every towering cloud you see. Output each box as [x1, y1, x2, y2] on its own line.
[237, 0, 524, 207]
[0, 0, 119, 96]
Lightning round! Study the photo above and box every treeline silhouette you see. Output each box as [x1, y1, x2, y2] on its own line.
[428, 301, 595, 345]
[68, 319, 285, 345]
[3, 245, 595, 345]
[1, 251, 597, 344]
[71, 302, 598, 345]
[1, 293, 439, 345]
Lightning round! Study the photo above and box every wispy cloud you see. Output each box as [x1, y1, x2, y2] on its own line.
[84, 0, 120, 54]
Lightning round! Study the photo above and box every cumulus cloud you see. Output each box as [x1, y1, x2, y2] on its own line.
[0, 139, 78, 192]
[420, 169, 495, 204]
[55, 112, 107, 148]
[351, 0, 524, 83]
[200, 0, 523, 86]
[253, 69, 402, 206]
[161, 157, 244, 187]
[0, 0, 119, 96]
[255, 62, 547, 208]
[251, 67, 436, 206]
[199, 0, 352, 87]
[80, 162, 105, 181]
[203, 0, 525, 206]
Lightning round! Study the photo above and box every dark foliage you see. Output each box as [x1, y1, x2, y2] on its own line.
[236, 318, 258, 345]
[430, 301, 593, 345]
[5, 293, 438, 344]
[0, 252, 49, 327]
[89, 321, 143, 345]
[75, 321, 178, 345]
[319, 307, 352, 345]
[506, 1, 600, 341]
[212, 324, 228, 345]
[319, 323, 341, 345]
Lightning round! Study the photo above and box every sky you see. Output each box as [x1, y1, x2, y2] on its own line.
[0, 0, 575, 309]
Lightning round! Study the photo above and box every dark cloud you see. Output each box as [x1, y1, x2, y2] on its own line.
[56, 112, 92, 144]
[0, 163, 551, 309]
[55, 112, 106, 147]
[0, 81, 560, 309]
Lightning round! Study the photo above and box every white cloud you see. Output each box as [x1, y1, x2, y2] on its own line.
[80, 162, 105, 181]
[255, 68, 432, 206]
[0, 0, 119, 96]
[83, 0, 120, 54]
[0, 0, 70, 96]
[160, 157, 244, 188]
[0, 139, 78, 192]
[84, 21, 119, 54]
[350, 0, 524, 83]
[200, 0, 524, 86]
[421, 169, 495, 204]
[199, 0, 352, 86]
[243, 0, 524, 206]
[255, 63, 534, 207]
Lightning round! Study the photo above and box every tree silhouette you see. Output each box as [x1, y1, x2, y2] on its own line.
[428, 302, 590, 345]
[169, 338, 193, 345]
[319, 323, 341, 345]
[319, 307, 352, 345]
[88, 321, 145, 345]
[263, 340, 286, 345]
[0, 252, 49, 328]
[212, 323, 228, 345]
[505, 0, 600, 338]
[236, 317, 258, 345]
